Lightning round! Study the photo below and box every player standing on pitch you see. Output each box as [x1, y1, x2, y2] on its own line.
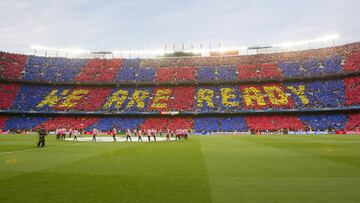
[152, 129, 157, 142]
[112, 127, 117, 142]
[175, 129, 180, 141]
[147, 129, 151, 141]
[137, 129, 143, 142]
[73, 129, 79, 141]
[92, 128, 98, 142]
[61, 128, 66, 140]
[166, 129, 170, 141]
[184, 129, 189, 139]
[69, 128, 73, 138]
[126, 128, 132, 142]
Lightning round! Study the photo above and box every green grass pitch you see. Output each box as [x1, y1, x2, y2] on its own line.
[1, 134, 360, 203]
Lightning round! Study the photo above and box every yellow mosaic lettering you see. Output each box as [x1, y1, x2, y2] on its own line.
[263, 86, 288, 105]
[151, 89, 171, 109]
[103, 90, 129, 109]
[243, 87, 266, 106]
[126, 90, 150, 109]
[220, 88, 239, 107]
[287, 85, 309, 105]
[59, 89, 89, 108]
[196, 89, 215, 108]
[37, 89, 68, 108]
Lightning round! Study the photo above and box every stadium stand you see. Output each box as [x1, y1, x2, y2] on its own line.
[219, 116, 247, 132]
[5, 116, 49, 130]
[245, 115, 305, 131]
[0, 42, 360, 132]
[140, 117, 168, 131]
[344, 76, 360, 105]
[86, 117, 145, 131]
[0, 115, 6, 130]
[167, 117, 193, 131]
[344, 53, 360, 71]
[194, 117, 220, 132]
[0, 113, 358, 132]
[1, 44, 359, 84]
[40, 116, 99, 131]
[238, 63, 282, 80]
[346, 113, 360, 130]
[23, 56, 86, 82]
[279, 55, 342, 78]
[0, 84, 19, 109]
[75, 59, 122, 82]
[156, 67, 176, 82]
[218, 65, 238, 81]
[0, 52, 27, 79]
[299, 114, 347, 131]
[175, 66, 196, 81]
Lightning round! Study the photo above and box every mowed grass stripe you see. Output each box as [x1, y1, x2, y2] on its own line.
[0, 135, 212, 203]
[0, 135, 86, 153]
[242, 135, 360, 168]
[200, 135, 360, 203]
[0, 142, 98, 181]
[0, 143, 89, 155]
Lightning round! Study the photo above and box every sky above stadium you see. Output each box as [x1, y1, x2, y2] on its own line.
[0, 0, 360, 54]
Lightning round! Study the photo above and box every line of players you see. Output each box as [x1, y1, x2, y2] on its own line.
[56, 128, 83, 141]
[55, 128, 189, 142]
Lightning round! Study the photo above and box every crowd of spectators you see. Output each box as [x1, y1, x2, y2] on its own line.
[5, 116, 49, 130]
[245, 115, 305, 131]
[1, 42, 359, 85]
[191, 114, 352, 132]
[0, 43, 359, 133]
[0, 115, 6, 130]
[287, 80, 345, 108]
[86, 117, 145, 132]
[39, 116, 98, 131]
[0, 52, 27, 79]
[115, 59, 157, 82]
[23, 56, 86, 82]
[11, 85, 112, 112]
[346, 113, 360, 130]
[0, 113, 358, 132]
[140, 117, 168, 131]
[55, 87, 112, 111]
[194, 116, 249, 132]
[238, 63, 282, 80]
[1, 76, 358, 112]
[299, 114, 347, 131]
[194, 117, 220, 132]
[138, 117, 193, 131]
[0, 84, 19, 109]
[75, 59, 122, 82]
[155, 66, 196, 82]
[141, 45, 346, 68]
[343, 52, 360, 71]
[279, 55, 342, 78]
[8, 55, 350, 84]
[344, 76, 360, 106]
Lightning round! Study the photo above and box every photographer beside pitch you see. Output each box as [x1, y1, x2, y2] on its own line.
[37, 127, 47, 148]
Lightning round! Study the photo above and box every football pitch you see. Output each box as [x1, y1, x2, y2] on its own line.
[1, 134, 360, 203]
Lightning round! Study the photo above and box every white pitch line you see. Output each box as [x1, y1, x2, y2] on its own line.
[0, 143, 85, 156]
[65, 136, 176, 142]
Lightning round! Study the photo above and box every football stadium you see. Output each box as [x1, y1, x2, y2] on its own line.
[1, 1, 360, 203]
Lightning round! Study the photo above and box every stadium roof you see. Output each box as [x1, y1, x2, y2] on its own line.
[30, 34, 340, 58]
